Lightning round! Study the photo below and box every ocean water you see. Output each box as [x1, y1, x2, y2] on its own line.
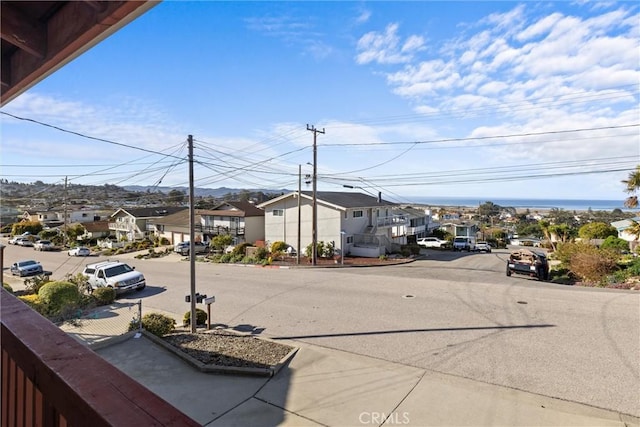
[406, 196, 630, 211]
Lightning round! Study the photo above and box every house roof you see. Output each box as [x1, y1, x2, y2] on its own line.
[148, 209, 204, 226]
[400, 206, 429, 217]
[611, 217, 640, 231]
[111, 207, 187, 219]
[82, 221, 110, 232]
[259, 191, 397, 210]
[207, 201, 265, 217]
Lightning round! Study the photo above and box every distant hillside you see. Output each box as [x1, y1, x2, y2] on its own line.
[123, 186, 290, 198]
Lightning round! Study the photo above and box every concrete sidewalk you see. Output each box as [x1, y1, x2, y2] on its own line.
[95, 334, 638, 427]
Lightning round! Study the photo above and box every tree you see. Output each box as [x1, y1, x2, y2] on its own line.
[622, 165, 640, 208]
[167, 189, 185, 205]
[478, 201, 501, 222]
[538, 220, 556, 251]
[626, 220, 640, 241]
[549, 223, 575, 244]
[578, 222, 617, 240]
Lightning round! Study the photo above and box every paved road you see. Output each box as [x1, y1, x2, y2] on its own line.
[4, 243, 639, 418]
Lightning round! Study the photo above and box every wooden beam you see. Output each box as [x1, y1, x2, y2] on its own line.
[0, 3, 47, 59]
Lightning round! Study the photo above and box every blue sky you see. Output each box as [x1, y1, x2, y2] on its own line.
[1, 1, 639, 204]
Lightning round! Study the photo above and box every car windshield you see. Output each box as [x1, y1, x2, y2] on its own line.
[19, 261, 36, 267]
[104, 264, 133, 277]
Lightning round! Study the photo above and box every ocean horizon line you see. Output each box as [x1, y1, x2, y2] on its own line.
[402, 196, 631, 212]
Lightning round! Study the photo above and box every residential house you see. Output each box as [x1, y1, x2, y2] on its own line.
[78, 220, 111, 242]
[394, 206, 439, 244]
[150, 209, 205, 244]
[439, 221, 480, 240]
[199, 201, 265, 245]
[22, 206, 107, 228]
[109, 207, 186, 242]
[611, 217, 640, 251]
[258, 191, 406, 258]
[150, 201, 265, 245]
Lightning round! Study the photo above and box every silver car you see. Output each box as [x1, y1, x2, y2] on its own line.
[11, 260, 43, 276]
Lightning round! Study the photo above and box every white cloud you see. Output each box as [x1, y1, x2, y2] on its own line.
[356, 23, 424, 65]
[355, 9, 371, 25]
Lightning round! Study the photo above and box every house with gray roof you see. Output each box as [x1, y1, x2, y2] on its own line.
[611, 217, 640, 251]
[258, 191, 406, 257]
[150, 202, 265, 245]
[109, 207, 186, 242]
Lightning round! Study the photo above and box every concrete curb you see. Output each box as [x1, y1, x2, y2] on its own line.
[140, 329, 298, 377]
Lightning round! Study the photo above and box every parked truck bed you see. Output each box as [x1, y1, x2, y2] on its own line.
[506, 249, 549, 281]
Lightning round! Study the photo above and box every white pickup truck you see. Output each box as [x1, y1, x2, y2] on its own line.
[82, 260, 146, 294]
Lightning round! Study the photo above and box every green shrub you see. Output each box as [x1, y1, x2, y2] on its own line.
[211, 234, 233, 251]
[254, 246, 268, 260]
[241, 256, 257, 264]
[2, 282, 13, 293]
[92, 287, 116, 306]
[38, 281, 80, 315]
[219, 253, 233, 263]
[232, 242, 252, 257]
[600, 236, 631, 253]
[183, 308, 208, 326]
[135, 313, 176, 337]
[270, 241, 288, 253]
[305, 241, 329, 258]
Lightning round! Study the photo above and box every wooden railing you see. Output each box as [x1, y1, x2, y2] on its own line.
[1, 289, 199, 427]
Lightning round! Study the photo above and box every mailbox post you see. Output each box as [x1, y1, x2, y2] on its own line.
[204, 296, 215, 329]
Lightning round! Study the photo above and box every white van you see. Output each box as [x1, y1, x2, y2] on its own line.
[453, 236, 476, 251]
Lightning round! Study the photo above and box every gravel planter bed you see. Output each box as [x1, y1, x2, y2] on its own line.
[152, 329, 297, 376]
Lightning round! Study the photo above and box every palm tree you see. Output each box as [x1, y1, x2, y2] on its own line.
[622, 165, 640, 208]
[626, 220, 640, 241]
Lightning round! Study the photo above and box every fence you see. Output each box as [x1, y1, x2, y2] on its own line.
[58, 300, 142, 348]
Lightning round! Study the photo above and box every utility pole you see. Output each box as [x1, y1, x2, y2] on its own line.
[188, 135, 196, 333]
[63, 176, 68, 247]
[306, 124, 324, 266]
[297, 164, 301, 265]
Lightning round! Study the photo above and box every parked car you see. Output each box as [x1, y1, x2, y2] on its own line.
[417, 237, 448, 248]
[475, 241, 492, 253]
[11, 260, 43, 276]
[34, 240, 56, 251]
[16, 237, 34, 247]
[174, 241, 209, 256]
[68, 246, 91, 257]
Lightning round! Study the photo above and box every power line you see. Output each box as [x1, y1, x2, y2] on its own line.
[0, 111, 187, 160]
[319, 124, 639, 147]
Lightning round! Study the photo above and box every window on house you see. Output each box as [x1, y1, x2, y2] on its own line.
[82, 213, 87, 217]
[273, 209, 284, 216]
[347, 236, 354, 244]
[353, 210, 363, 218]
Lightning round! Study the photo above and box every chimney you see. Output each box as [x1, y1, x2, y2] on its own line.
[378, 192, 382, 203]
